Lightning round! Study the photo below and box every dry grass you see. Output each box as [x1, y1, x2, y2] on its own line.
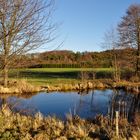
[0, 104, 139, 140]
[0, 79, 40, 94]
[45, 81, 108, 92]
[15, 79, 40, 93]
[0, 78, 139, 94]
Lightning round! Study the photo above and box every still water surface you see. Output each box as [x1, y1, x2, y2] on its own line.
[0, 89, 139, 120]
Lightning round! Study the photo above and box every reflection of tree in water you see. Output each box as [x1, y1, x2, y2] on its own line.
[75, 90, 140, 121]
[75, 90, 110, 118]
[108, 90, 140, 122]
[0, 94, 38, 116]
[76, 91, 96, 117]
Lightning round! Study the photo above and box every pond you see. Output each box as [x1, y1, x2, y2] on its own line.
[0, 89, 139, 120]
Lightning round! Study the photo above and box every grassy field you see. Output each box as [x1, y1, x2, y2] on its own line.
[21, 68, 112, 72]
[6, 68, 113, 86]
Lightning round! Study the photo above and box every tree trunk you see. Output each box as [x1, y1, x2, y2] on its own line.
[114, 53, 117, 81]
[3, 58, 8, 87]
[136, 51, 140, 77]
[136, 39, 140, 78]
[136, 23, 140, 78]
[113, 53, 120, 82]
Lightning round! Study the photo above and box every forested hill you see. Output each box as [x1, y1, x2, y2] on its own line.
[15, 48, 135, 68]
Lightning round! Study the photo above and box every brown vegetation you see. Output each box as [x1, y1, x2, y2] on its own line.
[0, 104, 139, 140]
[41, 80, 140, 94]
[0, 79, 40, 94]
[0, 78, 138, 94]
[13, 48, 136, 70]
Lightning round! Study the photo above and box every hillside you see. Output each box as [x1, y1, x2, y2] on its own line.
[12, 48, 135, 69]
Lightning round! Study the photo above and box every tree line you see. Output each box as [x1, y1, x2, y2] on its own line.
[11, 48, 135, 70]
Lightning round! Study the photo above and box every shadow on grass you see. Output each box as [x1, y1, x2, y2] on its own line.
[10, 71, 80, 79]
[9, 70, 114, 80]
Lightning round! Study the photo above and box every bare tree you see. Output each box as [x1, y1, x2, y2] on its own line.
[0, 0, 56, 87]
[118, 4, 140, 79]
[102, 27, 120, 82]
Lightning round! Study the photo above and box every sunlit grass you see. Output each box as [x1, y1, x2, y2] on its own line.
[25, 78, 80, 86]
[22, 67, 113, 72]
[5, 68, 113, 86]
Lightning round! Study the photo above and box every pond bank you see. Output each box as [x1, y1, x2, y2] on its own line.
[41, 80, 140, 94]
[0, 104, 139, 140]
[0, 79, 139, 94]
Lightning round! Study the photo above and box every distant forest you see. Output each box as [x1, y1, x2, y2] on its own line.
[13, 48, 135, 70]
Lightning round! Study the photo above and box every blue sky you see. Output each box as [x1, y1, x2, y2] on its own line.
[44, 0, 140, 52]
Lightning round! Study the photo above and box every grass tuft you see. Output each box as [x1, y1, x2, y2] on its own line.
[0, 79, 40, 94]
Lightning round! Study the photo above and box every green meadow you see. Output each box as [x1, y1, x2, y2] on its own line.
[7, 68, 113, 86]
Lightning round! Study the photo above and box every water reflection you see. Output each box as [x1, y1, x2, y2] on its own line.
[75, 90, 113, 118]
[0, 90, 139, 120]
[108, 90, 140, 122]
